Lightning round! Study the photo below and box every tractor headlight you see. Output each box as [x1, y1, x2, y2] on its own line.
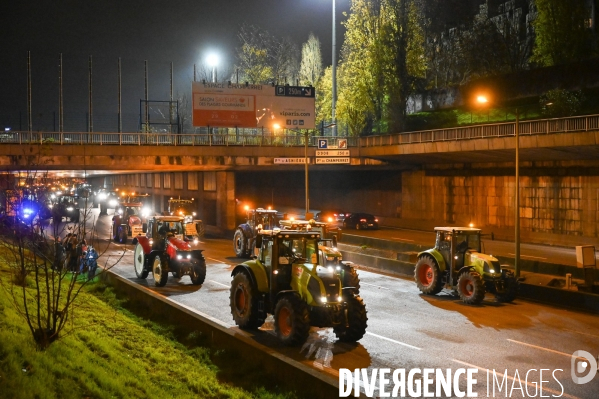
[320, 296, 327, 303]
[109, 199, 117, 207]
[193, 238, 199, 244]
[327, 266, 334, 272]
[192, 212, 197, 216]
[187, 254, 191, 259]
[98, 193, 107, 200]
[483, 261, 495, 274]
[177, 254, 182, 260]
[149, 239, 154, 245]
[66, 207, 74, 211]
[141, 207, 151, 217]
[337, 296, 343, 302]
[336, 266, 341, 271]
[118, 209, 123, 215]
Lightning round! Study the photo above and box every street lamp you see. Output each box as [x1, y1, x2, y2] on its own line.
[329, 0, 337, 136]
[477, 95, 520, 278]
[206, 53, 219, 83]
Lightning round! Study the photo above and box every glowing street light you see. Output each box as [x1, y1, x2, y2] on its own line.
[477, 95, 520, 278]
[206, 52, 219, 82]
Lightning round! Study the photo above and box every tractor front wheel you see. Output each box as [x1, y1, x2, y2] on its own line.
[152, 256, 169, 287]
[274, 295, 310, 346]
[334, 295, 368, 343]
[414, 256, 444, 295]
[133, 243, 149, 279]
[457, 270, 485, 305]
[495, 271, 518, 303]
[233, 229, 249, 258]
[230, 272, 264, 329]
[190, 259, 206, 285]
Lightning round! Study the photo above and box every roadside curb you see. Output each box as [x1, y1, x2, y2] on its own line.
[100, 270, 340, 399]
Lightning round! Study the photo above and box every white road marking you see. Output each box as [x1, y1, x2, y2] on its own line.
[208, 280, 229, 288]
[451, 359, 579, 399]
[205, 256, 230, 265]
[360, 282, 391, 290]
[507, 253, 547, 260]
[366, 332, 421, 350]
[507, 339, 584, 360]
[390, 237, 415, 242]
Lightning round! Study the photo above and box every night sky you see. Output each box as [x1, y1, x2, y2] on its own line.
[1, 0, 350, 130]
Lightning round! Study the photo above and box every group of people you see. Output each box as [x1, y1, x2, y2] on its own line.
[54, 233, 98, 280]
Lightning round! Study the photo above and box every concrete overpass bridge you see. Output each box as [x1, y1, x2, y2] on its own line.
[2, 114, 599, 244]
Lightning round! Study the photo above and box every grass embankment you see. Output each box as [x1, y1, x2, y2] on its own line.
[0, 275, 297, 399]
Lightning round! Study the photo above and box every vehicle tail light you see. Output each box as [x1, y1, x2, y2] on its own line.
[360, 218, 367, 222]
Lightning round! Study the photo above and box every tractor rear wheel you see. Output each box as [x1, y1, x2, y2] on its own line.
[118, 226, 127, 244]
[152, 256, 169, 287]
[334, 295, 368, 342]
[274, 295, 310, 346]
[233, 229, 249, 258]
[495, 271, 518, 303]
[230, 272, 264, 329]
[133, 243, 149, 279]
[341, 264, 361, 294]
[457, 270, 485, 305]
[190, 259, 206, 285]
[414, 255, 444, 295]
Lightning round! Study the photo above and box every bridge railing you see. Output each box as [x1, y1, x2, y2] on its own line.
[0, 131, 359, 148]
[360, 114, 599, 147]
[3, 114, 598, 147]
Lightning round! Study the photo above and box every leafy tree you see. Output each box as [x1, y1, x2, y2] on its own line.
[531, 0, 593, 66]
[315, 66, 333, 124]
[337, 0, 426, 134]
[299, 33, 323, 86]
[540, 89, 585, 117]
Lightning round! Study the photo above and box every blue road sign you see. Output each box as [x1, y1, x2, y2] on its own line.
[318, 139, 328, 149]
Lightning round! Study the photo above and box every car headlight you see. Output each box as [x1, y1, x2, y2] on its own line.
[192, 212, 197, 216]
[193, 238, 199, 244]
[66, 207, 74, 211]
[98, 193, 107, 200]
[109, 199, 117, 207]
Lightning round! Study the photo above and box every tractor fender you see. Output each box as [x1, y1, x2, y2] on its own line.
[231, 263, 269, 293]
[135, 235, 152, 254]
[457, 266, 477, 277]
[417, 249, 447, 272]
[190, 249, 204, 260]
[274, 290, 301, 303]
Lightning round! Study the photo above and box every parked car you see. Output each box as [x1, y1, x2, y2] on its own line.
[315, 209, 348, 223]
[342, 212, 379, 230]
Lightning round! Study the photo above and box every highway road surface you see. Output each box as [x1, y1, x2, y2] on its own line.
[81, 210, 599, 398]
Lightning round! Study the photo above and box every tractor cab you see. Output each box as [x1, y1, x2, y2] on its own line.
[167, 197, 197, 223]
[248, 208, 278, 230]
[434, 227, 482, 270]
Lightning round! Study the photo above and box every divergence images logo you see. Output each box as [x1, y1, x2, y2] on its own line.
[571, 350, 598, 384]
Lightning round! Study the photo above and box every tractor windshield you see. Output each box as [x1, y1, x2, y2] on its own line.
[455, 232, 481, 252]
[257, 213, 276, 230]
[157, 221, 184, 236]
[281, 238, 319, 264]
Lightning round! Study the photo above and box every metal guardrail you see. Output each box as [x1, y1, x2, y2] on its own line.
[2, 114, 598, 148]
[0, 131, 358, 148]
[359, 114, 599, 147]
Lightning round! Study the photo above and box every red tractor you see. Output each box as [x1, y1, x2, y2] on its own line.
[111, 200, 152, 244]
[132, 216, 206, 287]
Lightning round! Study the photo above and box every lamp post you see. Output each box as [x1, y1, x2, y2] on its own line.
[305, 130, 310, 219]
[330, 0, 337, 136]
[477, 96, 520, 278]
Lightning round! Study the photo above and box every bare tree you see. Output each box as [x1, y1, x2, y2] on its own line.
[0, 149, 124, 350]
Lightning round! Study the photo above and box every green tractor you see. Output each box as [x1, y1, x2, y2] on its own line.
[414, 227, 517, 305]
[279, 219, 360, 294]
[230, 228, 367, 346]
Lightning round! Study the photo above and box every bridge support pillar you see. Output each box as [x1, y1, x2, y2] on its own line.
[216, 171, 236, 234]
